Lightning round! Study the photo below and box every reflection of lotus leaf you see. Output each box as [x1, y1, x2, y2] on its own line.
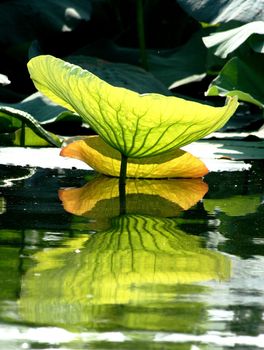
[59, 176, 208, 230]
[20, 215, 230, 332]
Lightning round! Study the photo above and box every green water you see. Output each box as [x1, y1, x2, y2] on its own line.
[0, 163, 264, 350]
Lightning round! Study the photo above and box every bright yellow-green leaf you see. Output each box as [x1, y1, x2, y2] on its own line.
[14, 127, 58, 146]
[61, 135, 208, 178]
[59, 175, 208, 230]
[27, 55, 239, 158]
[20, 214, 230, 329]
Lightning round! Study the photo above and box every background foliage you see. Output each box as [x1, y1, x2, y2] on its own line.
[0, 0, 263, 146]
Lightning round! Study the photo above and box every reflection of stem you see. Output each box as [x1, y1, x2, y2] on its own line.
[137, 0, 148, 70]
[119, 154, 128, 215]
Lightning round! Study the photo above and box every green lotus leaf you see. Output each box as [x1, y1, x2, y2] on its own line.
[27, 55, 239, 158]
[206, 56, 264, 108]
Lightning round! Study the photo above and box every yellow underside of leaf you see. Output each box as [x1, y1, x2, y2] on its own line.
[60, 135, 208, 178]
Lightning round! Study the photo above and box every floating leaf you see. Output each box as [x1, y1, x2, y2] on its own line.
[59, 175, 208, 229]
[28, 55, 239, 158]
[203, 21, 264, 58]
[61, 135, 208, 178]
[20, 214, 230, 329]
[206, 56, 264, 108]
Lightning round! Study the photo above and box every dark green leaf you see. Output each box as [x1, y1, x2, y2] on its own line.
[176, 0, 264, 23]
[73, 35, 207, 89]
[206, 56, 264, 108]
[66, 55, 171, 95]
[0, 0, 92, 46]
[0, 92, 77, 124]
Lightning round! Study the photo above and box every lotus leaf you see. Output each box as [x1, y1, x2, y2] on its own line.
[28, 55, 239, 158]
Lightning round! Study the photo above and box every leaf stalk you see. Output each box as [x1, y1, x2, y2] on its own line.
[137, 0, 148, 70]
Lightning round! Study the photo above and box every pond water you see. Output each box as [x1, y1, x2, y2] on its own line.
[0, 162, 264, 350]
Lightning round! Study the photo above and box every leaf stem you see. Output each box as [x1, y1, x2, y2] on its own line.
[119, 153, 128, 215]
[137, 0, 148, 70]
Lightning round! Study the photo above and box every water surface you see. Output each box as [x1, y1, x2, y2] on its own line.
[0, 162, 264, 350]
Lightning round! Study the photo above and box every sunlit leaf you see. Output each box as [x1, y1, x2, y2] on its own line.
[20, 214, 230, 329]
[28, 55, 239, 158]
[13, 127, 60, 147]
[206, 56, 264, 108]
[59, 175, 208, 230]
[203, 21, 264, 58]
[61, 135, 208, 178]
[0, 106, 62, 146]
